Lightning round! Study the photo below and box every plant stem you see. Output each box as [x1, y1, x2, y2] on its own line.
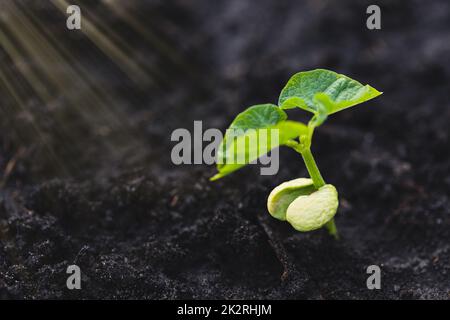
[299, 147, 339, 239]
[300, 148, 325, 189]
[324, 218, 339, 239]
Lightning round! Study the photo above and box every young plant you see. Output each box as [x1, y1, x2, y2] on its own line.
[210, 69, 382, 238]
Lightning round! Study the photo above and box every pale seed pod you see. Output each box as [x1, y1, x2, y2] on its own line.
[267, 178, 338, 231]
[286, 184, 338, 232]
[267, 178, 315, 221]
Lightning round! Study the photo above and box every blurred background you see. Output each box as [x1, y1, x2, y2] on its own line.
[0, 0, 449, 299]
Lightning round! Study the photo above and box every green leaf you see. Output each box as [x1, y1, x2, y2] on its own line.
[278, 69, 382, 115]
[210, 104, 307, 181]
[227, 103, 287, 132]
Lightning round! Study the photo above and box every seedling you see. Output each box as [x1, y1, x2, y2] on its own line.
[211, 69, 382, 238]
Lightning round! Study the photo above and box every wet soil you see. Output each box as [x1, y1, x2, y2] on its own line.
[0, 0, 449, 299]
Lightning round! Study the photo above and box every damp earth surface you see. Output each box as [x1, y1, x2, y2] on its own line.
[0, 0, 449, 299]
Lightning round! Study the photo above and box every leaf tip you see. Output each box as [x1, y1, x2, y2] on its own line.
[209, 173, 223, 181]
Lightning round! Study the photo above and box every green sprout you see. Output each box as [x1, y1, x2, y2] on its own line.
[211, 69, 382, 238]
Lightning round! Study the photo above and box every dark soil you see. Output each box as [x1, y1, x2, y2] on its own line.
[0, 0, 449, 299]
